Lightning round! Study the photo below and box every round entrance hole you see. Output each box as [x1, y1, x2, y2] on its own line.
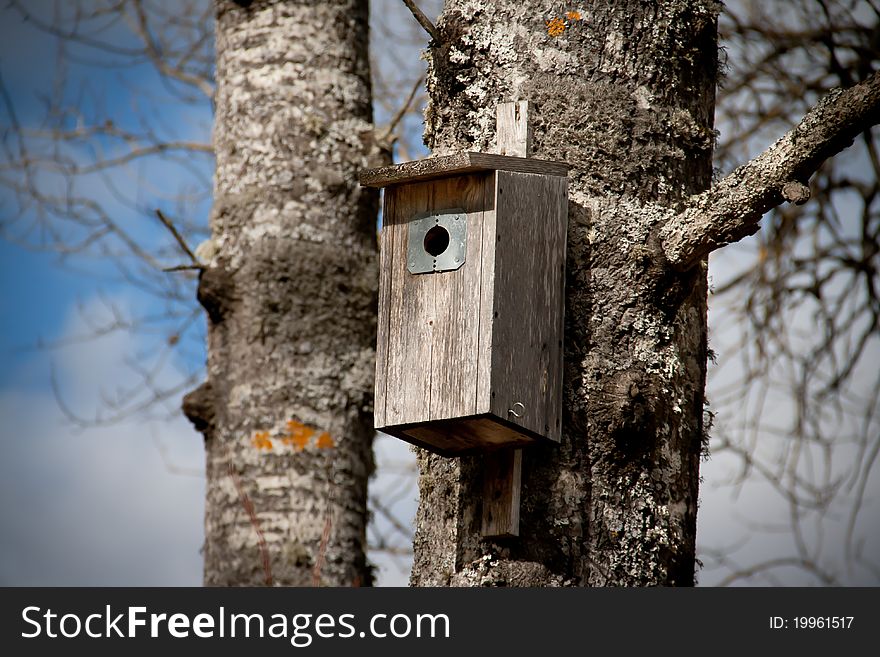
[423, 224, 450, 257]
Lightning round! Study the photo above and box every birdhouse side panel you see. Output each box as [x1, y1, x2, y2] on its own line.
[489, 171, 568, 443]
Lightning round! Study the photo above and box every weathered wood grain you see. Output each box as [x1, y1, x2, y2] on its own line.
[488, 170, 567, 443]
[428, 175, 488, 421]
[495, 101, 531, 158]
[475, 174, 497, 415]
[391, 416, 537, 455]
[481, 448, 522, 537]
[383, 182, 433, 426]
[359, 151, 568, 188]
[379, 174, 493, 428]
[481, 102, 531, 538]
[373, 190, 396, 428]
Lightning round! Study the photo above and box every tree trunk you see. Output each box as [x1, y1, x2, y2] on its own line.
[411, 0, 717, 586]
[186, 0, 379, 586]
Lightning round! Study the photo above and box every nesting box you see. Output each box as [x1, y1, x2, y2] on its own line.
[360, 152, 568, 455]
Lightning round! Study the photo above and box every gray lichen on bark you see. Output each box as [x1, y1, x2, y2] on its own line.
[192, 0, 379, 586]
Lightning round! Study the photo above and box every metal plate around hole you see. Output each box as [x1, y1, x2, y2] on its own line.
[407, 208, 467, 274]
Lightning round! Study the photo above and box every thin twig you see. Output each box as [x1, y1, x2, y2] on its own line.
[129, 0, 215, 99]
[401, 0, 439, 42]
[163, 264, 204, 272]
[154, 209, 203, 269]
[377, 75, 424, 144]
[150, 429, 203, 478]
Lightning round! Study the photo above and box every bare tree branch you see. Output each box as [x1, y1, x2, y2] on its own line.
[154, 209, 203, 268]
[127, 0, 215, 100]
[376, 74, 424, 145]
[400, 0, 439, 42]
[662, 70, 880, 270]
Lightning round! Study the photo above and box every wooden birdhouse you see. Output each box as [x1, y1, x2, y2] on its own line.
[359, 101, 570, 465]
[360, 147, 569, 456]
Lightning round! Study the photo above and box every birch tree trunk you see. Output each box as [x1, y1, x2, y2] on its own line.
[184, 0, 379, 586]
[411, 0, 718, 586]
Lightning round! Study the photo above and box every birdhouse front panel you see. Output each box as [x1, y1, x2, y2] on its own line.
[364, 153, 568, 456]
[377, 173, 493, 432]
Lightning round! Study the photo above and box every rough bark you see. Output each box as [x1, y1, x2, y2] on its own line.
[411, 0, 718, 586]
[186, 0, 379, 586]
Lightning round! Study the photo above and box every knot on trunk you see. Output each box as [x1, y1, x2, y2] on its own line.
[606, 369, 660, 448]
[197, 266, 236, 324]
[782, 180, 811, 205]
[182, 381, 215, 437]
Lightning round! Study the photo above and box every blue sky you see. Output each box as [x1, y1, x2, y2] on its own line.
[0, 1, 208, 585]
[0, 0, 423, 587]
[1, 0, 877, 587]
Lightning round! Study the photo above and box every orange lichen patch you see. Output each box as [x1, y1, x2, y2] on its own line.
[286, 420, 315, 441]
[283, 419, 315, 451]
[566, 10, 582, 21]
[252, 431, 273, 450]
[282, 433, 311, 451]
[546, 16, 566, 37]
[315, 432, 335, 449]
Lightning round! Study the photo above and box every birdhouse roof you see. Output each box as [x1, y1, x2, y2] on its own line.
[359, 152, 569, 189]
